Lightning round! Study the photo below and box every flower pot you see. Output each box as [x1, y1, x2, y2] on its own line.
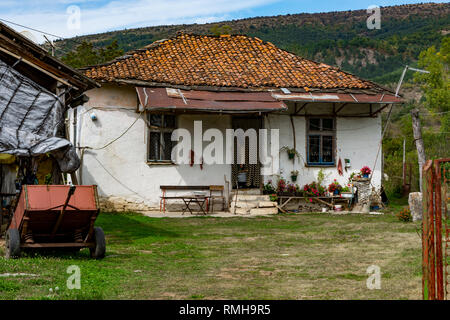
[333, 189, 340, 195]
[340, 192, 353, 198]
[288, 153, 295, 160]
[363, 174, 369, 178]
[291, 175, 297, 182]
[237, 172, 247, 183]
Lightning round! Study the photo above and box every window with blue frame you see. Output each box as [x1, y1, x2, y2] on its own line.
[307, 118, 335, 166]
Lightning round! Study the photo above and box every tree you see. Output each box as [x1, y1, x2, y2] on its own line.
[415, 37, 450, 133]
[62, 40, 124, 69]
[210, 25, 232, 36]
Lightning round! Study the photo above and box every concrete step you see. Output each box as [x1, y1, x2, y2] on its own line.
[249, 207, 278, 215]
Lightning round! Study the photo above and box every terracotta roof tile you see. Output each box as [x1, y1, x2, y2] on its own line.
[83, 33, 385, 91]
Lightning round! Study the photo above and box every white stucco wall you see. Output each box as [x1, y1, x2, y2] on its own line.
[70, 84, 382, 210]
[69, 85, 233, 209]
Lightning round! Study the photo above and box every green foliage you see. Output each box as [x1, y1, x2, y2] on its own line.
[263, 180, 276, 194]
[316, 169, 329, 187]
[210, 25, 232, 36]
[61, 40, 124, 68]
[415, 37, 450, 133]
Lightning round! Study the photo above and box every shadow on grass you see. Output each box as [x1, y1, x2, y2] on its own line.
[96, 212, 180, 242]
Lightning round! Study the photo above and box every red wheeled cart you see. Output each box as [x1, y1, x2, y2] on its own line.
[4, 185, 105, 259]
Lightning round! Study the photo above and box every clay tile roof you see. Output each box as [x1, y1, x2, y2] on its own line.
[82, 33, 387, 92]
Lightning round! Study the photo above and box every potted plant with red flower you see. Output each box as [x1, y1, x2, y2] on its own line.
[360, 166, 371, 178]
[276, 178, 287, 195]
[328, 179, 342, 195]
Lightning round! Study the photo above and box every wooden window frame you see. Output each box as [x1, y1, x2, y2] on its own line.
[147, 113, 177, 163]
[306, 117, 336, 167]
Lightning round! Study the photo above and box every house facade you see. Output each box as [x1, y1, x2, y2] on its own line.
[74, 33, 402, 211]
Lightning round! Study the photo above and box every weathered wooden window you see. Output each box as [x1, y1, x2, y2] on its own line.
[307, 117, 335, 166]
[147, 114, 176, 162]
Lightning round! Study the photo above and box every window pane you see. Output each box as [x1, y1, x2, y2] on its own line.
[162, 132, 173, 161]
[309, 118, 320, 131]
[164, 115, 176, 128]
[149, 132, 160, 160]
[308, 135, 320, 163]
[150, 114, 162, 127]
[322, 118, 333, 131]
[322, 136, 333, 163]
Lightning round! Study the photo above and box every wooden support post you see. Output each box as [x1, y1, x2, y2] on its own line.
[412, 109, 426, 192]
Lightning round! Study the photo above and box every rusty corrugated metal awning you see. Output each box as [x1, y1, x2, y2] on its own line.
[136, 87, 287, 113]
[271, 92, 403, 104]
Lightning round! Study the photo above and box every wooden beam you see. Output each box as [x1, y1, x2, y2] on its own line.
[0, 46, 74, 89]
[371, 103, 389, 116]
[292, 114, 373, 118]
[334, 103, 349, 115]
[0, 32, 96, 90]
[293, 103, 308, 115]
[21, 242, 95, 248]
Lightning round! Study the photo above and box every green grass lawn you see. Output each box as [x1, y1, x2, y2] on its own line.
[0, 209, 423, 300]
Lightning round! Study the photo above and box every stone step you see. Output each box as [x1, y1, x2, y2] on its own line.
[249, 207, 278, 215]
[232, 194, 271, 201]
[230, 207, 250, 215]
[231, 201, 258, 209]
[231, 200, 277, 208]
[258, 201, 277, 208]
[231, 188, 261, 195]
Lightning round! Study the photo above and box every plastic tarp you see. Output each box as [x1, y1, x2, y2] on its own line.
[0, 59, 79, 172]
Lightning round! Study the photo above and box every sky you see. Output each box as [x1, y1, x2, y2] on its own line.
[0, 0, 446, 43]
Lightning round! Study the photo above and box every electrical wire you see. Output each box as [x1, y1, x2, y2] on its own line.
[0, 17, 88, 48]
[81, 109, 144, 151]
[87, 153, 150, 201]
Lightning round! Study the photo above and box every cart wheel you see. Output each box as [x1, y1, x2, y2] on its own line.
[90, 227, 106, 259]
[5, 229, 21, 259]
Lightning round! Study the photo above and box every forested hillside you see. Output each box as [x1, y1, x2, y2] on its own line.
[54, 2, 449, 85]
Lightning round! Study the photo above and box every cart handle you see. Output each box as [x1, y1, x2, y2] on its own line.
[51, 185, 76, 237]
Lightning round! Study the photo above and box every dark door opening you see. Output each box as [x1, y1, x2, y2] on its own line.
[231, 116, 262, 189]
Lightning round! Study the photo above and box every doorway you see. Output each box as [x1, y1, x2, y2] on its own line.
[231, 116, 262, 189]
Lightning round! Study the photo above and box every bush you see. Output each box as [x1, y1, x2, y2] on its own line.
[396, 207, 412, 222]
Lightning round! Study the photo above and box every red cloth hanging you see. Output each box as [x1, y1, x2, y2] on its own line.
[190, 150, 203, 170]
[190, 150, 195, 167]
[337, 158, 343, 176]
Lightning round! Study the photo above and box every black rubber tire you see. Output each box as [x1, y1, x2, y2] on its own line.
[5, 229, 21, 259]
[90, 227, 106, 259]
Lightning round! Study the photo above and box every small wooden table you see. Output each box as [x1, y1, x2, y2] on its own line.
[277, 195, 353, 212]
[162, 196, 209, 215]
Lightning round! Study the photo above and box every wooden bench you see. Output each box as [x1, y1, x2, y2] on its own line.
[159, 185, 226, 213]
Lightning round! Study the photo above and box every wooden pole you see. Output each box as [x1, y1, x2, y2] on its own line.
[411, 109, 426, 192]
[403, 138, 406, 192]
